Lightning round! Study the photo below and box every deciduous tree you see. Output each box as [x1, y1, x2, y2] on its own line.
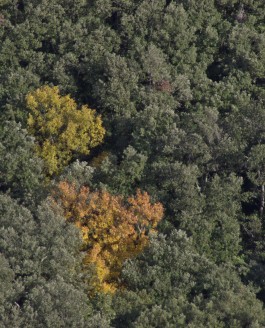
[26, 86, 105, 176]
[52, 182, 163, 293]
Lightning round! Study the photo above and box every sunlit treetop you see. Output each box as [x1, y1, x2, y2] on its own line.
[26, 86, 105, 176]
[52, 181, 164, 293]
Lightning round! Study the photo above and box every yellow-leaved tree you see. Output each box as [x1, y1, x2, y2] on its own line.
[26, 86, 105, 176]
[52, 182, 163, 293]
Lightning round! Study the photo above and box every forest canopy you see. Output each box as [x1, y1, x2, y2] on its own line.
[0, 0, 265, 327]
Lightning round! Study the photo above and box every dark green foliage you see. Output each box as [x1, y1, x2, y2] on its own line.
[180, 174, 242, 263]
[0, 193, 106, 327]
[0, 0, 92, 122]
[0, 0, 265, 324]
[112, 231, 265, 327]
[0, 121, 44, 204]
[94, 146, 147, 196]
[58, 160, 95, 189]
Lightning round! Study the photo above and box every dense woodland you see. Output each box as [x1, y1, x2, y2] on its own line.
[1, 0, 265, 326]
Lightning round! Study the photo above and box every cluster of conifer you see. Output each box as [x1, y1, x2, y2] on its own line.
[1, 0, 265, 326]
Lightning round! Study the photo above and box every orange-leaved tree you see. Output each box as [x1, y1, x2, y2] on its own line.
[52, 181, 163, 293]
[26, 86, 105, 176]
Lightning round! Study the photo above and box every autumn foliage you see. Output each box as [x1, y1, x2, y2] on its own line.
[26, 86, 105, 176]
[52, 181, 163, 293]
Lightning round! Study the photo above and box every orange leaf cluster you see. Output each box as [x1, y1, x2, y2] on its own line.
[52, 181, 163, 293]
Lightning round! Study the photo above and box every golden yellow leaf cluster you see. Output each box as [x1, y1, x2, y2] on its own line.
[26, 86, 105, 176]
